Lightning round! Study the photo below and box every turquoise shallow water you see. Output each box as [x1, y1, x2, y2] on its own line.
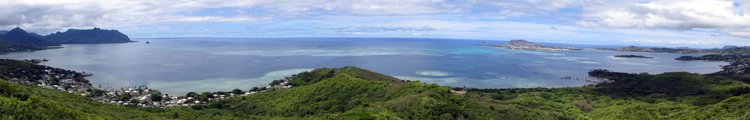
[0, 38, 728, 94]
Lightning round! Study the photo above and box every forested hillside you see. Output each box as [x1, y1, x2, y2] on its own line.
[2, 65, 750, 119]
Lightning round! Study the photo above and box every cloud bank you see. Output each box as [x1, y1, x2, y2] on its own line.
[579, 0, 750, 38]
[1, 0, 749, 47]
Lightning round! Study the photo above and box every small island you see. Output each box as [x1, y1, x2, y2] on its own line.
[490, 39, 582, 51]
[613, 55, 653, 58]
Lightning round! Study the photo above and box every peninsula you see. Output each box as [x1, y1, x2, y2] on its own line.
[490, 39, 582, 51]
[0, 27, 132, 54]
[44, 27, 132, 44]
[676, 54, 750, 61]
[675, 54, 750, 80]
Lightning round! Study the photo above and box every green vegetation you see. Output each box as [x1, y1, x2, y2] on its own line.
[0, 78, 261, 119]
[474, 70, 750, 119]
[0, 59, 89, 84]
[194, 66, 545, 119]
[2, 66, 750, 119]
[715, 46, 750, 55]
[285, 66, 401, 86]
[0, 41, 47, 54]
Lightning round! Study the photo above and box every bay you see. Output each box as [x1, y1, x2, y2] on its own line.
[0, 38, 727, 95]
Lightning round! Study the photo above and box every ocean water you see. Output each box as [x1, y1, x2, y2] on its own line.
[0, 38, 728, 95]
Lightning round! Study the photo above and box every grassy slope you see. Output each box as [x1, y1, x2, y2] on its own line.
[2, 66, 750, 119]
[0, 78, 273, 119]
[216, 66, 558, 119]
[474, 72, 750, 119]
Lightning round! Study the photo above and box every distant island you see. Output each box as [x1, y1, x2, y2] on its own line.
[613, 55, 653, 58]
[490, 39, 582, 51]
[0, 27, 131, 54]
[598, 45, 750, 55]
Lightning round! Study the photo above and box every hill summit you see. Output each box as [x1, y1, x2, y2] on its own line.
[0, 27, 51, 46]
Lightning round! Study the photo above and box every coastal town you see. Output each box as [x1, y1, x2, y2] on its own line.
[0, 59, 295, 108]
[675, 54, 750, 78]
[2, 59, 94, 94]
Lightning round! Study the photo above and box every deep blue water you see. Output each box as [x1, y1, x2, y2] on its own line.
[0, 38, 728, 94]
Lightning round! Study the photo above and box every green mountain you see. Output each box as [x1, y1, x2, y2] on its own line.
[2, 64, 750, 119]
[0, 27, 53, 46]
[0, 28, 55, 54]
[0, 27, 132, 46]
[44, 28, 132, 44]
[206, 66, 549, 119]
[0, 27, 132, 54]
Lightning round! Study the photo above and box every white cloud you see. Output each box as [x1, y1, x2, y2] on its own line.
[353, 18, 748, 47]
[0, 0, 465, 34]
[578, 0, 750, 38]
[1, 0, 749, 46]
[473, 0, 581, 18]
[168, 16, 259, 23]
[724, 27, 750, 38]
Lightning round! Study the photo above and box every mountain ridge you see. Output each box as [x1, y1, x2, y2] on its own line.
[0, 27, 132, 54]
[44, 27, 132, 44]
[0, 27, 53, 46]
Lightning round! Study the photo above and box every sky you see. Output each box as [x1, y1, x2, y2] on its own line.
[1, 0, 750, 48]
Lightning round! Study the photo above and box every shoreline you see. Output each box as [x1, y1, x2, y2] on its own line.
[0, 40, 740, 108]
[0, 54, 735, 108]
[0, 58, 296, 108]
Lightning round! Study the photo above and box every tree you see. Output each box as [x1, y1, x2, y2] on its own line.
[269, 80, 282, 86]
[163, 94, 173, 101]
[150, 93, 163, 102]
[232, 89, 244, 95]
[63, 83, 72, 90]
[250, 87, 259, 91]
[186, 92, 199, 98]
[118, 94, 132, 101]
[86, 89, 105, 97]
[197, 92, 212, 101]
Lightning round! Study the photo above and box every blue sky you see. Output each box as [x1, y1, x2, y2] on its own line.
[2, 0, 750, 48]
